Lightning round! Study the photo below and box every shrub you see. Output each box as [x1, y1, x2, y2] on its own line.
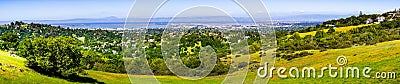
[0, 32, 19, 50]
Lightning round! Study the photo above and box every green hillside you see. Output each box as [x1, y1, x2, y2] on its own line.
[287, 24, 373, 38]
[1, 40, 399, 83]
[269, 40, 400, 83]
[0, 50, 130, 84]
[0, 51, 73, 84]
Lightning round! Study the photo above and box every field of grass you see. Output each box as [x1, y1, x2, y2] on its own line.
[1, 40, 399, 84]
[269, 40, 400, 83]
[0, 51, 72, 84]
[288, 24, 373, 38]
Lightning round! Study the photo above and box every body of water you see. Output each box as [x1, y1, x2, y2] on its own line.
[52, 22, 169, 29]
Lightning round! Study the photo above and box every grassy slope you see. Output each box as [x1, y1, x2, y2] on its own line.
[0, 51, 73, 84]
[269, 40, 400, 83]
[1, 40, 400, 84]
[105, 40, 400, 84]
[0, 50, 132, 84]
[288, 24, 373, 37]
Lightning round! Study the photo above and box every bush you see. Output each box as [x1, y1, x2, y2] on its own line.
[0, 32, 19, 50]
[17, 36, 84, 77]
[81, 50, 101, 69]
[92, 59, 126, 73]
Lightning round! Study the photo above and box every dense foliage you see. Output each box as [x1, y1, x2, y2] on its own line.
[296, 11, 399, 33]
[276, 11, 400, 60]
[0, 22, 125, 73]
[0, 32, 19, 50]
[17, 36, 83, 77]
[135, 29, 261, 76]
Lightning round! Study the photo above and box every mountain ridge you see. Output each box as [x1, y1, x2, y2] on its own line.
[0, 14, 353, 24]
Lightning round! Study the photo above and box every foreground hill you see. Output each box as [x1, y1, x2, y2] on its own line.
[270, 40, 400, 83]
[0, 51, 72, 83]
[287, 24, 372, 38]
[0, 50, 130, 84]
[1, 40, 399, 83]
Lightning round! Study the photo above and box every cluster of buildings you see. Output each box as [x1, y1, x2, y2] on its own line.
[366, 9, 400, 24]
[165, 24, 272, 30]
[365, 16, 385, 24]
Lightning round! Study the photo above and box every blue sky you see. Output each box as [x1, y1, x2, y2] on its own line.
[0, 0, 399, 21]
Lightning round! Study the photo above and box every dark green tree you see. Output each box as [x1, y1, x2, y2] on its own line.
[17, 36, 84, 77]
[327, 28, 336, 34]
[10, 22, 14, 26]
[0, 32, 19, 50]
[315, 30, 325, 39]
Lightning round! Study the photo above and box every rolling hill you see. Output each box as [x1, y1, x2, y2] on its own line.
[287, 24, 373, 38]
[1, 39, 399, 83]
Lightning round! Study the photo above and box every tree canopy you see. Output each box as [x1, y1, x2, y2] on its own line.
[17, 36, 84, 77]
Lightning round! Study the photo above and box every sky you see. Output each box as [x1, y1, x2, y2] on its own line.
[0, 0, 399, 21]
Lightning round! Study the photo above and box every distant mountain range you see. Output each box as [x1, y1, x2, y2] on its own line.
[0, 14, 353, 24]
[271, 14, 353, 22]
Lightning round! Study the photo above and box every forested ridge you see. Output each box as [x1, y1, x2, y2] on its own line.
[276, 10, 400, 60]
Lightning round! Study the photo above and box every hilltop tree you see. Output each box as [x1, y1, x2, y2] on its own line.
[10, 22, 14, 26]
[327, 28, 336, 34]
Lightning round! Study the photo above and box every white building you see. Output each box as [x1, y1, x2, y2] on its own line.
[375, 16, 385, 24]
[366, 18, 373, 24]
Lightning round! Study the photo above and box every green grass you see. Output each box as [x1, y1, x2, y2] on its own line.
[85, 70, 131, 84]
[287, 24, 373, 38]
[1, 40, 400, 83]
[269, 40, 400, 83]
[90, 40, 400, 84]
[0, 51, 73, 84]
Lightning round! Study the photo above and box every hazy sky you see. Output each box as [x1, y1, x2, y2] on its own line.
[1, 0, 399, 21]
